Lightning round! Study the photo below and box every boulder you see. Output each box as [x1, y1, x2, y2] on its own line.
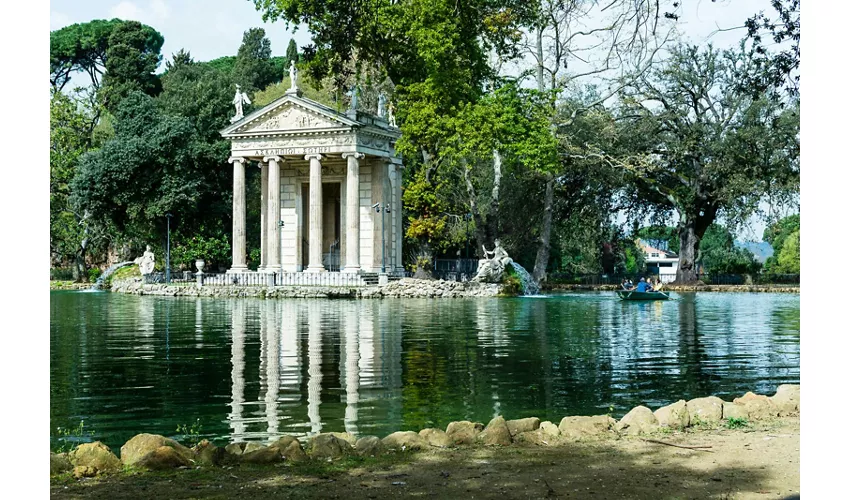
[241, 445, 282, 464]
[192, 440, 225, 466]
[328, 432, 358, 447]
[243, 442, 266, 454]
[50, 453, 73, 475]
[506, 417, 541, 437]
[419, 428, 453, 448]
[476, 416, 513, 446]
[558, 415, 616, 439]
[539, 421, 561, 437]
[382, 431, 429, 451]
[72, 465, 97, 479]
[515, 429, 561, 446]
[722, 402, 748, 421]
[687, 397, 725, 425]
[68, 442, 121, 473]
[269, 436, 307, 463]
[135, 445, 192, 470]
[355, 436, 383, 456]
[120, 434, 193, 467]
[733, 392, 780, 420]
[307, 433, 353, 460]
[445, 421, 484, 445]
[654, 400, 690, 429]
[615, 406, 659, 435]
[224, 443, 245, 456]
[770, 384, 800, 415]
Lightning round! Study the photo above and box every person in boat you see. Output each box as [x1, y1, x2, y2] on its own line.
[635, 277, 650, 292]
[621, 278, 633, 290]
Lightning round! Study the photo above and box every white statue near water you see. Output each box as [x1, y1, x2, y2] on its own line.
[472, 239, 540, 295]
[377, 93, 387, 118]
[138, 245, 156, 275]
[230, 84, 251, 123]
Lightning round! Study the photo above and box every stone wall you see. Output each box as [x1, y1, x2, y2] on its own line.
[110, 277, 503, 299]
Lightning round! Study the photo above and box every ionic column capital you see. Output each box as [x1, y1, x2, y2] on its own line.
[229, 156, 247, 164]
[304, 154, 324, 162]
[341, 152, 365, 160]
[263, 155, 283, 163]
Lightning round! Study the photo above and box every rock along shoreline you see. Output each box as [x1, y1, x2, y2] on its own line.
[108, 277, 505, 298]
[50, 384, 799, 479]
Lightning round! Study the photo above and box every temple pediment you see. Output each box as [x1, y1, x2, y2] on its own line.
[221, 94, 358, 138]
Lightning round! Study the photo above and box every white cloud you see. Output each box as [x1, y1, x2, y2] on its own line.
[109, 1, 170, 22]
[151, 0, 170, 20]
[109, 1, 143, 21]
[50, 11, 73, 30]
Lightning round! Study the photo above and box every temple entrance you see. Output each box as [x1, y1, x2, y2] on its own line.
[301, 182, 341, 271]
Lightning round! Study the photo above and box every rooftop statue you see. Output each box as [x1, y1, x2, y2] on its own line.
[288, 60, 298, 92]
[377, 93, 387, 118]
[387, 101, 397, 128]
[346, 85, 359, 112]
[230, 84, 251, 123]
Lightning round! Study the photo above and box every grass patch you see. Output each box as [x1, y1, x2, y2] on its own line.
[725, 417, 750, 429]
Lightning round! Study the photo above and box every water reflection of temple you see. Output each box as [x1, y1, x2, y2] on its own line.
[228, 300, 402, 442]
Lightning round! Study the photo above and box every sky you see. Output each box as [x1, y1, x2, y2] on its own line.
[49, 0, 794, 241]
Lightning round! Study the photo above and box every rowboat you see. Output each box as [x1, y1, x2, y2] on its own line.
[616, 290, 670, 301]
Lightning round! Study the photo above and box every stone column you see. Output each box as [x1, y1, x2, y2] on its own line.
[228, 157, 248, 273]
[395, 164, 404, 272]
[305, 154, 326, 272]
[342, 152, 364, 273]
[265, 156, 282, 271]
[259, 162, 269, 270]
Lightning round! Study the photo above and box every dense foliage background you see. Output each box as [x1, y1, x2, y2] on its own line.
[50, 1, 800, 282]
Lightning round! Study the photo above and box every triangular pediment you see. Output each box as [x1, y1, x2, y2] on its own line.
[221, 94, 357, 137]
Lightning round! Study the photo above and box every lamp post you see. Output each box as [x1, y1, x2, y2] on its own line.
[279, 220, 285, 278]
[385, 203, 391, 274]
[165, 213, 173, 284]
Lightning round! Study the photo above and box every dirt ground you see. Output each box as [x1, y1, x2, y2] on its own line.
[51, 417, 799, 500]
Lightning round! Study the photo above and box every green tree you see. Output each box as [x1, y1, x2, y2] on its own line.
[232, 27, 275, 91]
[51, 90, 99, 280]
[70, 92, 204, 243]
[285, 38, 299, 65]
[698, 224, 761, 275]
[165, 48, 194, 71]
[775, 230, 800, 274]
[50, 19, 123, 90]
[762, 214, 799, 272]
[100, 20, 164, 111]
[616, 44, 799, 283]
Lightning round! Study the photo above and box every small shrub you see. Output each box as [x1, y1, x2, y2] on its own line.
[176, 418, 203, 447]
[52, 420, 95, 453]
[500, 266, 522, 295]
[725, 417, 750, 429]
[87, 267, 102, 282]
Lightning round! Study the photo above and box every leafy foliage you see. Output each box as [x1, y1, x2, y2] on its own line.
[616, 43, 799, 282]
[100, 21, 164, 111]
[232, 28, 276, 91]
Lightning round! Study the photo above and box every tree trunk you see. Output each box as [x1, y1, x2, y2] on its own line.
[674, 217, 701, 284]
[536, 28, 545, 92]
[532, 175, 555, 283]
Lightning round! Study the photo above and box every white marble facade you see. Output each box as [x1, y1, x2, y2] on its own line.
[220, 88, 403, 274]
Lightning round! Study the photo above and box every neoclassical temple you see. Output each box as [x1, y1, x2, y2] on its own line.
[220, 80, 403, 275]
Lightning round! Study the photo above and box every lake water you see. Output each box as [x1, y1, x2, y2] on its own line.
[50, 290, 799, 450]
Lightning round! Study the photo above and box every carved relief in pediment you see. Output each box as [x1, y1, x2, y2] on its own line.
[238, 104, 344, 133]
